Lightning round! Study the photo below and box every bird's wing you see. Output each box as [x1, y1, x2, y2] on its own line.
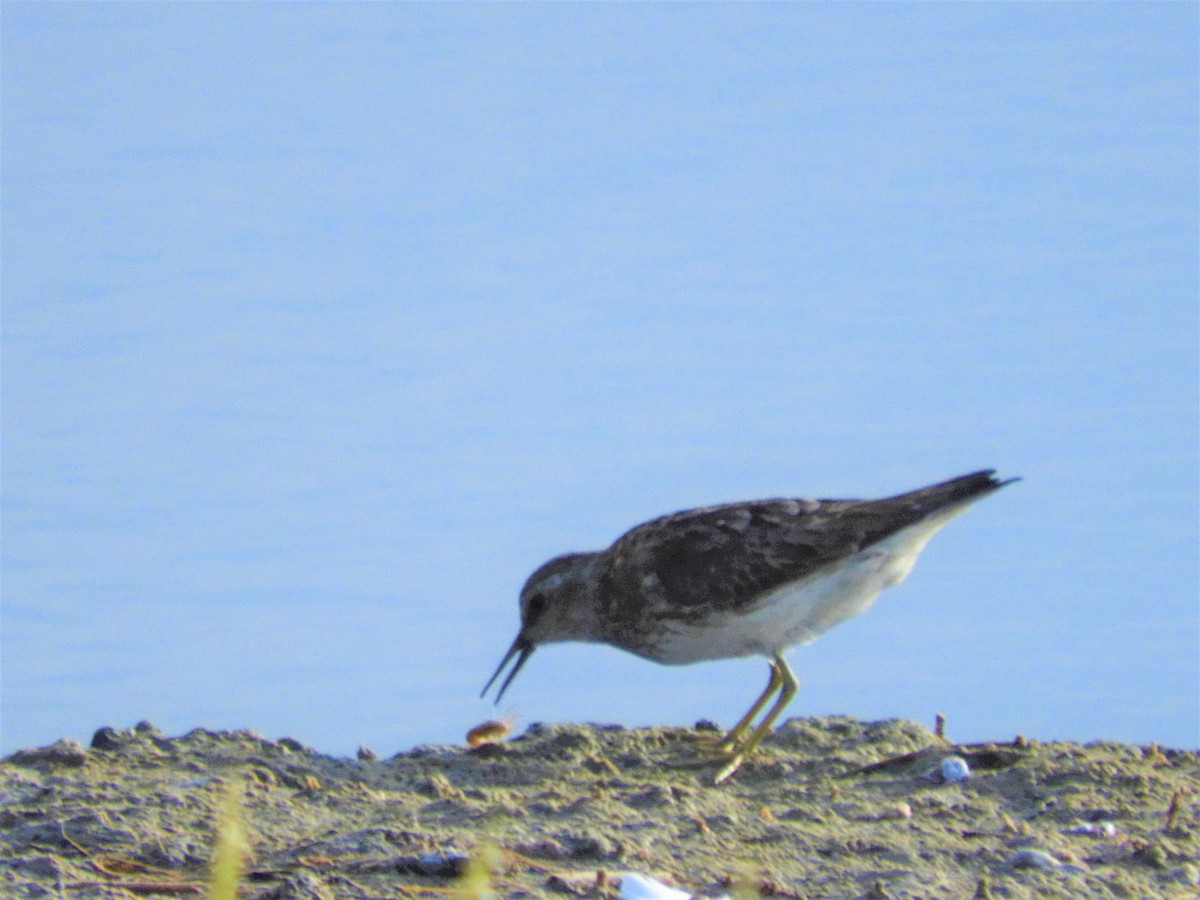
[601, 470, 1010, 618]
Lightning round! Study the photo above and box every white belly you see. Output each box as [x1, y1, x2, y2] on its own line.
[651, 512, 962, 664]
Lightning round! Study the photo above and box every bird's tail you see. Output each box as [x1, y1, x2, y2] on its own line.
[891, 469, 1019, 514]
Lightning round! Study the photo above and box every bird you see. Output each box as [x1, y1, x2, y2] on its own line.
[482, 469, 1016, 783]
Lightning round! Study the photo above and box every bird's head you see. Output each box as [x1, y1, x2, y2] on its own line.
[480, 553, 599, 703]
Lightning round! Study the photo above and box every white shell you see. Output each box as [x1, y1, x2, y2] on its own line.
[620, 873, 723, 900]
[939, 755, 971, 782]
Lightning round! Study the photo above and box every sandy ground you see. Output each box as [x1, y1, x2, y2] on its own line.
[2, 716, 1197, 899]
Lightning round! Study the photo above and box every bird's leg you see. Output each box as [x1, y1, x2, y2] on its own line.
[714, 653, 798, 784]
[717, 658, 783, 754]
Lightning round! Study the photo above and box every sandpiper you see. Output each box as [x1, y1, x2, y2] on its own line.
[482, 470, 1016, 782]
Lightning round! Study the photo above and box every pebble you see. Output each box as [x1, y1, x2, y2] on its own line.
[276, 736, 314, 753]
[466, 719, 512, 747]
[1063, 820, 1118, 837]
[513, 838, 569, 860]
[7, 739, 88, 768]
[1006, 849, 1087, 875]
[90, 726, 131, 751]
[881, 802, 913, 820]
[1008, 849, 1061, 870]
[395, 850, 468, 878]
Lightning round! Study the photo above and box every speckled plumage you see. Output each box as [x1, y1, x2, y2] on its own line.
[482, 469, 1016, 781]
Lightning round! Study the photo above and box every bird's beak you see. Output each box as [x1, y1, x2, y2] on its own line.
[480, 635, 534, 703]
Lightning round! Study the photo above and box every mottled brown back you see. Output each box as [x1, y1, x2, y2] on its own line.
[596, 470, 1011, 628]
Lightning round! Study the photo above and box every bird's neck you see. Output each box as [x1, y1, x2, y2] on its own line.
[550, 554, 610, 644]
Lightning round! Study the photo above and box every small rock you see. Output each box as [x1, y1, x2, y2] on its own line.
[404, 743, 456, 759]
[514, 838, 569, 860]
[90, 726, 130, 751]
[1063, 820, 1118, 837]
[356, 745, 378, 761]
[7, 739, 88, 768]
[416, 773, 461, 800]
[395, 850, 468, 878]
[1005, 849, 1086, 875]
[468, 741, 508, 758]
[560, 832, 614, 859]
[623, 786, 674, 809]
[182, 727, 221, 741]
[547, 872, 600, 895]
[1008, 849, 1061, 870]
[245, 765, 277, 787]
[547, 730, 595, 753]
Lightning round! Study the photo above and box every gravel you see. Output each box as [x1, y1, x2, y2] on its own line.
[2, 715, 1196, 898]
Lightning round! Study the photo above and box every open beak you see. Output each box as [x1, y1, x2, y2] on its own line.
[480, 635, 534, 703]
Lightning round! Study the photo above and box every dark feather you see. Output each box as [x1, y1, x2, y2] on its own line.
[598, 470, 1013, 625]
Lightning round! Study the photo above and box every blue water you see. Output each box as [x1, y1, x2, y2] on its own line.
[3, 3, 1197, 756]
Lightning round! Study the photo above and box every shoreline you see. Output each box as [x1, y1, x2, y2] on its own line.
[3, 716, 1197, 898]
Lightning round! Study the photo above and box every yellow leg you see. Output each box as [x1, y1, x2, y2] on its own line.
[718, 658, 783, 753]
[714, 652, 799, 784]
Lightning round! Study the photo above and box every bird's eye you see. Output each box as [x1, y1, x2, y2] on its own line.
[525, 592, 549, 622]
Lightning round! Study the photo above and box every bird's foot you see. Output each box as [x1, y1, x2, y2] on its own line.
[713, 751, 748, 784]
